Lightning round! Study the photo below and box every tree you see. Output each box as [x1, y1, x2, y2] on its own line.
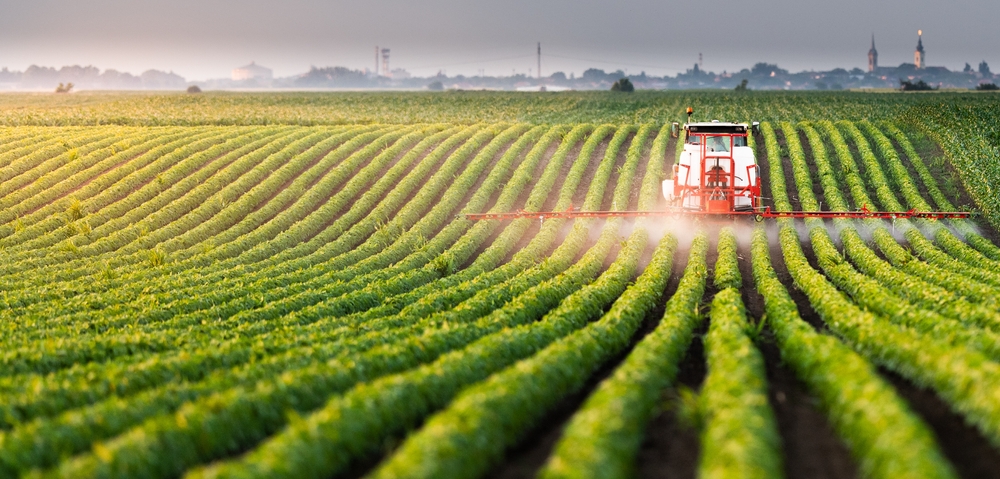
[964, 63, 973, 73]
[751, 63, 785, 76]
[976, 83, 999, 91]
[582, 68, 609, 81]
[899, 79, 937, 91]
[186, 85, 202, 93]
[980, 61, 992, 76]
[54, 82, 73, 93]
[735, 79, 749, 91]
[610, 78, 634, 92]
[426, 81, 444, 91]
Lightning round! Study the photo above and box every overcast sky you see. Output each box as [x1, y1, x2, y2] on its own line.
[0, 0, 996, 80]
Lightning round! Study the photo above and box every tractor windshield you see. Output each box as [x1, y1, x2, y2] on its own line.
[706, 135, 730, 152]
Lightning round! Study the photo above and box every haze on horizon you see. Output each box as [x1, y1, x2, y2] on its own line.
[0, 0, 996, 81]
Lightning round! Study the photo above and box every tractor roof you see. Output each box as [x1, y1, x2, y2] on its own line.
[685, 122, 749, 134]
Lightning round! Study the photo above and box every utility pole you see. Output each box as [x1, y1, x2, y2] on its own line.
[537, 42, 541, 79]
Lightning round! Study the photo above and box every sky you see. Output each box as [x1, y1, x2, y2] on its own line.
[0, 0, 997, 81]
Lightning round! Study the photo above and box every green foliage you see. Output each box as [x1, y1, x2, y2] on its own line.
[750, 227, 957, 479]
[899, 79, 937, 91]
[146, 248, 166, 267]
[610, 78, 634, 92]
[713, 227, 741, 290]
[1, 95, 1000, 479]
[64, 198, 84, 222]
[698, 241, 782, 479]
[538, 233, 704, 479]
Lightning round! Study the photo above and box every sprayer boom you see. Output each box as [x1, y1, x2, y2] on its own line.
[463, 205, 972, 222]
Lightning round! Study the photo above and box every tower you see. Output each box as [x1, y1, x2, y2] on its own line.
[914, 30, 925, 69]
[381, 48, 391, 78]
[868, 34, 878, 72]
[537, 42, 541, 79]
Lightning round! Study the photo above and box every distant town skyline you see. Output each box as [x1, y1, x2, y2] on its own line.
[0, 0, 996, 81]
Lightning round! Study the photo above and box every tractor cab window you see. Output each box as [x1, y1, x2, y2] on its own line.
[734, 136, 747, 147]
[706, 135, 730, 152]
[686, 133, 701, 145]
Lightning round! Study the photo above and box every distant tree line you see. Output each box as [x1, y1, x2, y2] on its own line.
[4, 65, 186, 90]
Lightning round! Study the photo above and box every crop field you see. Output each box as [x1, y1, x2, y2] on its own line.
[2, 91, 1000, 479]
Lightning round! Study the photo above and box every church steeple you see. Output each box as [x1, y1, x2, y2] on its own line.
[868, 34, 878, 72]
[915, 30, 925, 69]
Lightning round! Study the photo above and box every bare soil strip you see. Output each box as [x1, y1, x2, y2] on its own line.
[599, 131, 636, 212]
[773, 127, 803, 212]
[877, 368, 1000, 479]
[565, 128, 611, 211]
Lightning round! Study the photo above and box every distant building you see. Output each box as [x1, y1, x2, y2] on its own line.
[232, 62, 273, 81]
[390, 68, 411, 80]
[868, 34, 878, 72]
[914, 30, 925, 69]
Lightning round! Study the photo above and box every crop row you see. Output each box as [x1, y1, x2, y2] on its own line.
[538, 232, 706, 479]
[0, 128, 198, 229]
[750, 227, 956, 479]
[1, 127, 468, 330]
[60, 124, 476, 316]
[780, 123, 1000, 359]
[4, 125, 444, 327]
[0, 126, 518, 410]
[0, 124, 576, 474]
[764, 120, 1000, 463]
[0, 127, 320, 266]
[696, 228, 781, 479]
[809, 122, 1000, 328]
[0, 127, 242, 253]
[0, 127, 325, 282]
[1, 127, 299, 252]
[28, 124, 651, 478]
[0, 123, 640, 468]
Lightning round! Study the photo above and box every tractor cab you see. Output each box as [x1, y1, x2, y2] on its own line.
[663, 119, 761, 213]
